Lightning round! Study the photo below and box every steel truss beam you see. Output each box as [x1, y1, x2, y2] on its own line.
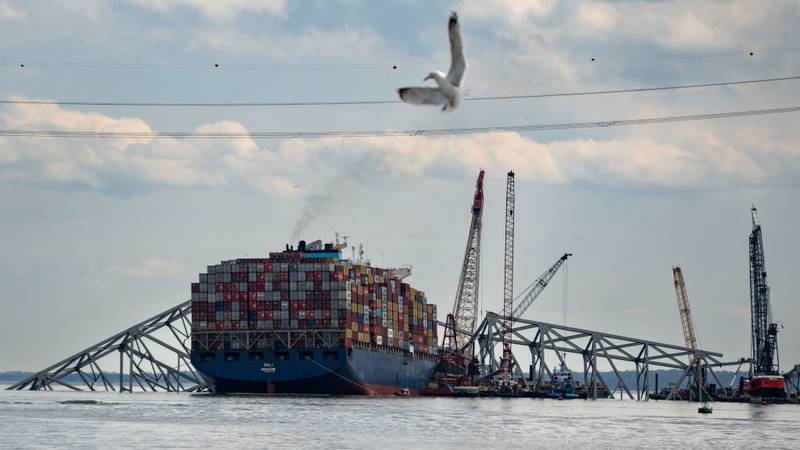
[459, 312, 733, 400]
[785, 364, 800, 397]
[7, 301, 208, 392]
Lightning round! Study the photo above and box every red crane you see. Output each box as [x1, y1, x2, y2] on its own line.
[444, 170, 485, 354]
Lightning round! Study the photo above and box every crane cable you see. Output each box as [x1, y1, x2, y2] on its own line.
[1, 75, 799, 108]
[1, 105, 798, 140]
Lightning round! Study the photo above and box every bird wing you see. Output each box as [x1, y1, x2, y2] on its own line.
[398, 87, 448, 105]
[446, 11, 466, 87]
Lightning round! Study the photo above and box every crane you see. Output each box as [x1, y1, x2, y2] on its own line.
[671, 265, 705, 400]
[749, 206, 780, 376]
[744, 206, 786, 399]
[512, 253, 572, 319]
[672, 266, 699, 351]
[499, 171, 515, 386]
[436, 170, 485, 389]
[445, 170, 485, 353]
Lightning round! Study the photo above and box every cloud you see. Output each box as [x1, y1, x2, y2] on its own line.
[0, 1, 25, 20]
[189, 26, 381, 59]
[470, 1, 799, 52]
[295, 131, 779, 188]
[109, 257, 189, 279]
[128, 0, 288, 19]
[0, 97, 298, 194]
[2, 96, 797, 196]
[458, 0, 555, 23]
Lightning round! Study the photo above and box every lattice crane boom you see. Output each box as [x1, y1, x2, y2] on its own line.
[499, 171, 515, 381]
[672, 266, 699, 350]
[750, 205, 779, 375]
[512, 253, 572, 318]
[448, 170, 485, 351]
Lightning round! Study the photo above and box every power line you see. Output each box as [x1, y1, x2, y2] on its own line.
[2, 47, 799, 70]
[2, 75, 798, 108]
[1, 105, 797, 140]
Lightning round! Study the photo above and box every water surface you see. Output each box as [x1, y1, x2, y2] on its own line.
[0, 387, 796, 449]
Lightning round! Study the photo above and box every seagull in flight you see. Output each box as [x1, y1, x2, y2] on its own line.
[398, 11, 466, 112]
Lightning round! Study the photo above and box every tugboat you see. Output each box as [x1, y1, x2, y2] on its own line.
[549, 360, 579, 400]
[395, 388, 413, 397]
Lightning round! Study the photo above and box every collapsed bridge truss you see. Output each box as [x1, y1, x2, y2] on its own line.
[456, 312, 736, 400]
[7, 300, 208, 392]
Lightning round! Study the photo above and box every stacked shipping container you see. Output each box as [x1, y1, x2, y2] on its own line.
[191, 252, 438, 354]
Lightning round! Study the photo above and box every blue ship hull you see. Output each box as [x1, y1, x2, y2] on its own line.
[191, 347, 437, 395]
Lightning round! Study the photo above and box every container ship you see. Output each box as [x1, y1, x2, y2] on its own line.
[190, 240, 439, 394]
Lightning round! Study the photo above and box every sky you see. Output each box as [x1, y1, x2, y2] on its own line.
[0, 0, 799, 373]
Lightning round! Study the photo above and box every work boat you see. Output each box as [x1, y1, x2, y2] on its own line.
[549, 361, 579, 400]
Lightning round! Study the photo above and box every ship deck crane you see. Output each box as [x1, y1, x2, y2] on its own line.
[512, 253, 572, 319]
